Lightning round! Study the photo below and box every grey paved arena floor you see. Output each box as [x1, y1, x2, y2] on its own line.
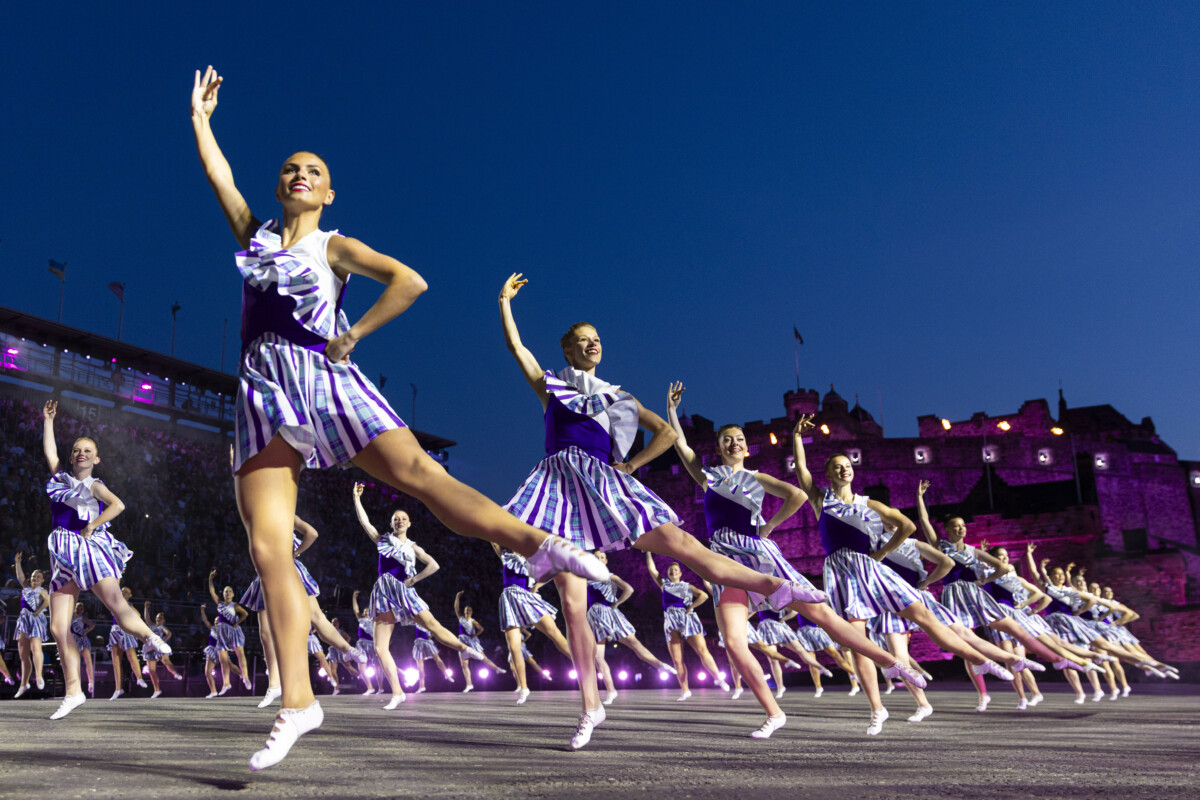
[2, 685, 1198, 799]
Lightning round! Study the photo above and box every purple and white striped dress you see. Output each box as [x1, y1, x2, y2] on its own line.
[357, 617, 377, 657]
[71, 615, 92, 652]
[661, 581, 705, 643]
[307, 630, 322, 656]
[107, 611, 138, 651]
[497, 550, 557, 630]
[1041, 585, 1100, 646]
[937, 542, 1011, 629]
[15, 587, 48, 640]
[585, 579, 637, 643]
[755, 609, 801, 646]
[871, 540, 959, 636]
[457, 616, 486, 658]
[367, 535, 429, 625]
[794, 612, 834, 652]
[142, 624, 169, 661]
[819, 491, 921, 621]
[214, 602, 245, 651]
[504, 368, 679, 551]
[412, 625, 439, 661]
[1099, 606, 1139, 645]
[232, 220, 405, 473]
[45, 472, 133, 593]
[982, 571, 1052, 644]
[702, 466, 819, 608]
[203, 629, 220, 662]
[240, 534, 320, 611]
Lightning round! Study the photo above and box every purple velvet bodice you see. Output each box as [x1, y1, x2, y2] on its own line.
[544, 394, 612, 462]
[703, 490, 756, 540]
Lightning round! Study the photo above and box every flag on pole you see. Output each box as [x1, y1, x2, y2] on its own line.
[793, 325, 804, 345]
[108, 281, 125, 301]
[48, 260, 67, 281]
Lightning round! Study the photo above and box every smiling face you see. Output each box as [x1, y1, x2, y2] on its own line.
[1102, 587, 1114, 601]
[593, 550, 608, 566]
[1071, 574, 1087, 591]
[30, 570, 44, 588]
[561, 324, 601, 371]
[666, 563, 682, 582]
[223, 586, 234, 602]
[716, 425, 747, 466]
[70, 437, 100, 474]
[944, 517, 967, 544]
[156, 613, 166, 625]
[75, 602, 85, 617]
[1049, 566, 1065, 586]
[275, 151, 334, 212]
[825, 455, 854, 487]
[390, 510, 411, 535]
[993, 547, 1010, 566]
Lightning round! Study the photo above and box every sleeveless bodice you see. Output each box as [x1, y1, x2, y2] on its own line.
[819, 490, 880, 555]
[882, 540, 927, 587]
[938, 541, 984, 584]
[501, 550, 533, 589]
[542, 368, 638, 462]
[216, 602, 238, 625]
[587, 580, 618, 607]
[702, 467, 765, 539]
[661, 580, 692, 609]
[21, 588, 44, 613]
[46, 471, 106, 532]
[377, 535, 417, 580]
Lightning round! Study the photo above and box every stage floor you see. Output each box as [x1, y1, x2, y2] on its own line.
[2, 685, 1198, 799]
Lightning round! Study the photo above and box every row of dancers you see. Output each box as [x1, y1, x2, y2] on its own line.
[13, 64, 1177, 775]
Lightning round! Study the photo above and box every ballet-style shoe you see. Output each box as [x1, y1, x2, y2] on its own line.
[516, 688, 531, 705]
[147, 634, 172, 656]
[676, 690, 692, 702]
[14, 684, 29, 699]
[717, 677, 731, 692]
[36, 677, 46, 691]
[362, 687, 375, 695]
[907, 705, 933, 722]
[135, 679, 148, 689]
[1109, 689, 1120, 700]
[866, 707, 889, 736]
[775, 685, 786, 699]
[493, 667, 507, 675]
[205, 690, 218, 699]
[249, 701, 323, 771]
[150, 690, 162, 699]
[1121, 686, 1131, 697]
[659, 663, 678, 676]
[785, 660, 804, 670]
[527, 537, 609, 584]
[813, 687, 824, 698]
[384, 693, 406, 710]
[569, 706, 606, 750]
[1016, 698, 1028, 711]
[1012, 658, 1046, 673]
[883, 661, 928, 690]
[766, 581, 827, 611]
[463, 648, 485, 662]
[331, 686, 340, 696]
[416, 686, 427, 694]
[1028, 693, 1044, 706]
[750, 713, 786, 739]
[818, 667, 834, 678]
[109, 688, 124, 701]
[731, 686, 744, 700]
[972, 660, 1014, 682]
[218, 684, 232, 696]
[603, 690, 618, 706]
[462, 685, 474, 693]
[883, 682, 894, 695]
[1073, 695, 1086, 704]
[848, 684, 861, 697]
[257, 687, 281, 709]
[1091, 689, 1104, 702]
[50, 693, 87, 720]
[347, 647, 369, 664]
[975, 695, 991, 712]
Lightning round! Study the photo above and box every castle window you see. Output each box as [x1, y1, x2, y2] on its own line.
[1037, 448, 1053, 465]
[786, 455, 796, 471]
[914, 446, 930, 464]
[847, 449, 862, 465]
[1094, 454, 1108, 470]
[982, 445, 998, 463]
[1191, 471, 1200, 488]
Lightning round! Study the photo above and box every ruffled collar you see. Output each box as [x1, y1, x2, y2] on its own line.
[704, 466, 766, 527]
[547, 367, 639, 460]
[236, 219, 349, 341]
[380, 534, 415, 563]
[47, 471, 103, 524]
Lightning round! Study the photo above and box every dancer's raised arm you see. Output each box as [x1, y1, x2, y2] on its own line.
[42, 400, 60, 473]
[143, 601, 154, 627]
[791, 414, 821, 517]
[498, 273, 549, 406]
[351, 590, 363, 618]
[454, 590, 464, 618]
[352, 483, 381, 543]
[14, 551, 28, 588]
[644, 552, 664, 588]
[293, 516, 319, 558]
[916, 480, 939, 545]
[199, 605, 213, 631]
[666, 382, 705, 486]
[207, 569, 221, 604]
[190, 66, 258, 248]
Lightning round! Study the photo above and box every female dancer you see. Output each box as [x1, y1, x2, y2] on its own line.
[191, 66, 606, 769]
[493, 543, 574, 704]
[1098, 585, 1167, 676]
[588, 550, 676, 706]
[200, 605, 224, 699]
[792, 418, 1012, 735]
[351, 593, 379, 695]
[39, 400, 169, 719]
[107, 586, 147, 700]
[412, 624, 456, 692]
[354, 484, 488, 710]
[510, 629, 554, 687]
[645, 555, 730, 702]
[499, 274, 824, 747]
[208, 570, 252, 692]
[241, 514, 367, 708]
[142, 602, 180, 698]
[918, 483, 1095, 678]
[12, 553, 48, 698]
[323, 619, 358, 694]
[71, 602, 96, 696]
[792, 614, 859, 697]
[0, 607, 15, 686]
[304, 625, 338, 693]
[666, 387, 929, 736]
[454, 591, 507, 693]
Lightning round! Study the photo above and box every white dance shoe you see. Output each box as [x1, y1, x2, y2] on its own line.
[569, 706, 606, 750]
[750, 713, 786, 739]
[249, 701, 324, 771]
[906, 705, 933, 722]
[50, 693, 86, 720]
[257, 686, 282, 709]
[866, 707, 888, 736]
[766, 581, 827, 611]
[527, 537, 609, 584]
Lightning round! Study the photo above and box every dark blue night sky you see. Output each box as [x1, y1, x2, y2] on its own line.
[4, 3, 1198, 500]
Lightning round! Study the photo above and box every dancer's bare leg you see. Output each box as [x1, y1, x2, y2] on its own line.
[49, 588, 82, 695]
[372, 617, 404, 698]
[555, 573, 600, 712]
[505, 628, 528, 691]
[715, 592, 779, 716]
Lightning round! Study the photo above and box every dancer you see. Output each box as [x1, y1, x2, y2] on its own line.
[792, 417, 1012, 736]
[454, 591, 507, 693]
[208, 570, 253, 692]
[200, 605, 223, 699]
[142, 602, 181, 699]
[305, 626, 338, 693]
[645, 554, 730, 701]
[354, 484, 491, 710]
[587, 550, 676, 706]
[510, 629, 553, 686]
[0, 606, 15, 686]
[1097, 585, 1169, 678]
[351, 593, 379, 695]
[191, 65, 606, 769]
[492, 543, 574, 705]
[499, 274, 824, 748]
[324, 619, 358, 693]
[791, 613, 859, 697]
[666, 385, 929, 737]
[39, 400, 173, 719]
[71, 602, 96, 696]
[107, 586, 147, 700]
[412, 624, 456, 692]
[12, 553, 48, 698]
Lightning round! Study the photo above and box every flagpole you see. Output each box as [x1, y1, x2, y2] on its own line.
[58, 281, 65, 323]
[793, 336, 799, 392]
[117, 298, 125, 340]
